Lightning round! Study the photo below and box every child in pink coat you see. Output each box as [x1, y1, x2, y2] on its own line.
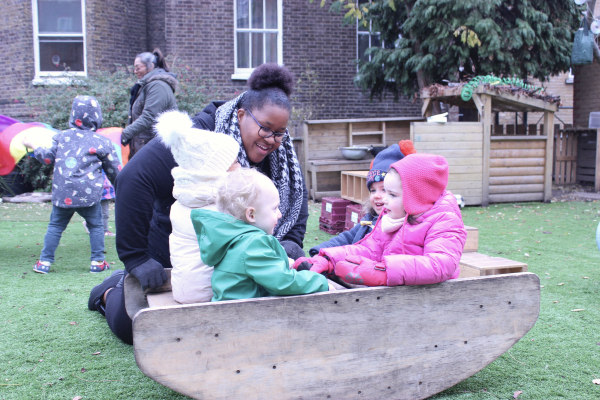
[293, 153, 467, 286]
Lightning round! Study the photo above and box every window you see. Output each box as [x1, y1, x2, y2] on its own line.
[32, 0, 86, 83]
[356, 0, 382, 64]
[233, 0, 282, 80]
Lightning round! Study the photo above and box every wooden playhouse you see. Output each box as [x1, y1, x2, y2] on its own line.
[418, 84, 559, 206]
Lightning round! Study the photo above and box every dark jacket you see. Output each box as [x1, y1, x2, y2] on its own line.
[121, 68, 178, 145]
[309, 212, 378, 256]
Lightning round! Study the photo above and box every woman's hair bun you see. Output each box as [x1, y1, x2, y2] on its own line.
[248, 63, 294, 96]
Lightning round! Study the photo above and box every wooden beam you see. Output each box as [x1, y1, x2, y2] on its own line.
[421, 98, 432, 118]
[472, 94, 484, 118]
[481, 94, 492, 206]
[542, 112, 554, 202]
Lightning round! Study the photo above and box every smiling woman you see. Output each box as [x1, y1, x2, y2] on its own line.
[88, 63, 309, 345]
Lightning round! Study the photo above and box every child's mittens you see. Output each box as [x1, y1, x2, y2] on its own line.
[334, 255, 387, 286]
[291, 257, 313, 271]
[291, 255, 333, 274]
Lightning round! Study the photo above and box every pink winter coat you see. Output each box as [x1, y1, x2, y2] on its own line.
[320, 191, 467, 286]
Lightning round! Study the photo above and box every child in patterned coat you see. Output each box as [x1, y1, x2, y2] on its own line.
[23, 95, 121, 274]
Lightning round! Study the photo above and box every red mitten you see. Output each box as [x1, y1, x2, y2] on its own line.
[334, 255, 387, 286]
[309, 255, 334, 274]
[291, 257, 313, 270]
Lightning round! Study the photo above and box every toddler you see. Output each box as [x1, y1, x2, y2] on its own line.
[294, 153, 467, 286]
[309, 140, 415, 256]
[24, 95, 120, 274]
[156, 110, 241, 303]
[191, 168, 330, 301]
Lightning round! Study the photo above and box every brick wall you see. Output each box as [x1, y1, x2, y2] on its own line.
[1, 0, 420, 123]
[0, 1, 34, 119]
[163, 0, 421, 125]
[573, 63, 600, 128]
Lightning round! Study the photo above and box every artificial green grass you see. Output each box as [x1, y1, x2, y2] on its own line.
[1, 200, 599, 399]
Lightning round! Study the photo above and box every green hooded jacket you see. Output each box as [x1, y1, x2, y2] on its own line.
[191, 209, 328, 302]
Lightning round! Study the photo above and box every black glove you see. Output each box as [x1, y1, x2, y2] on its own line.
[296, 261, 313, 272]
[280, 240, 306, 260]
[129, 258, 167, 291]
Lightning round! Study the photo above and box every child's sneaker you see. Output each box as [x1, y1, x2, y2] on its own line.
[33, 260, 51, 274]
[90, 260, 110, 273]
[104, 230, 116, 237]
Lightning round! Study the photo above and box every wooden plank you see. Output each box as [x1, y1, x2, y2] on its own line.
[491, 137, 547, 145]
[489, 175, 544, 185]
[463, 226, 479, 253]
[482, 95, 492, 207]
[489, 158, 545, 168]
[415, 142, 483, 151]
[304, 116, 424, 124]
[459, 253, 527, 278]
[490, 148, 546, 158]
[488, 192, 545, 203]
[489, 166, 544, 176]
[132, 273, 540, 400]
[489, 184, 545, 194]
[543, 112, 554, 201]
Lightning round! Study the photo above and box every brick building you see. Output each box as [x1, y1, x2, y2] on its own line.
[0, 0, 421, 124]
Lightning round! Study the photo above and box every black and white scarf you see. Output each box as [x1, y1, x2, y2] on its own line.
[214, 93, 304, 240]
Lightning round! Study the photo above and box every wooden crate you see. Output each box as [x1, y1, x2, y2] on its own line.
[344, 203, 365, 231]
[459, 252, 527, 278]
[463, 226, 478, 253]
[340, 170, 369, 203]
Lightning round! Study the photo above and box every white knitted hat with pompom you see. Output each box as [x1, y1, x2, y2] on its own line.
[155, 110, 240, 207]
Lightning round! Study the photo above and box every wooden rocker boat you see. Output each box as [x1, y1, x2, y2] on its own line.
[125, 270, 540, 400]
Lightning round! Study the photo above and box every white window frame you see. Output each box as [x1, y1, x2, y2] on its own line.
[31, 0, 87, 85]
[356, 0, 383, 67]
[232, 0, 283, 81]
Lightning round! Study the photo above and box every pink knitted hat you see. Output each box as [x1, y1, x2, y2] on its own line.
[389, 153, 448, 215]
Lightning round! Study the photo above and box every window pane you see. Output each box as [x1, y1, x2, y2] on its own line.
[371, 33, 381, 48]
[251, 0, 264, 29]
[39, 37, 84, 71]
[237, 32, 249, 68]
[38, 0, 82, 33]
[237, 0, 249, 28]
[265, 0, 277, 29]
[358, 34, 370, 62]
[251, 32, 264, 67]
[265, 33, 277, 63]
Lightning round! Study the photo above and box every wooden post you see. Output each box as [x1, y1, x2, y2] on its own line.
[596, 129, 600, 192]
[543, 112, 554, 202]
[481, 94, 492, 206]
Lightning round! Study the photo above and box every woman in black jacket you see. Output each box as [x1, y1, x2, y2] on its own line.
[88, 63, 308, 344]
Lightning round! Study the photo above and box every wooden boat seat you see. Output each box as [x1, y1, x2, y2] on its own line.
[125, 271, 540, 400]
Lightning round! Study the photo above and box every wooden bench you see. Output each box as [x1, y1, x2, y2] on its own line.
[459, 252, 528, 278]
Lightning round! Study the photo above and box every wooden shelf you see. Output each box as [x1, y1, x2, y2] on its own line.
[340, 170, 369, 203]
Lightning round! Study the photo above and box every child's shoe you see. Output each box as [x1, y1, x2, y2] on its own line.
[33, 260, 51, 274]
[104, 230, 116, 237]
[90, 260, 110, 273]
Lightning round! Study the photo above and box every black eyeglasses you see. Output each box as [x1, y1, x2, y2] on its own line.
[244, 109, 289, 143]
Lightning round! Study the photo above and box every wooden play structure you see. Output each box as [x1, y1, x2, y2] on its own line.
[419, 84, 560, 206]
[296, 116, 423, 200]
[125, 270, 539, 400]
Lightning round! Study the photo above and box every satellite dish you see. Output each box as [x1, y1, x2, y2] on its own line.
[574, 0, 587, 5]
[591, 19, 600, 34]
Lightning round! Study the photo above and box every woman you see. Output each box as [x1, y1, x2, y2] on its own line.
[88, 63, 308, 344]
[121, 48, 178, 159]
